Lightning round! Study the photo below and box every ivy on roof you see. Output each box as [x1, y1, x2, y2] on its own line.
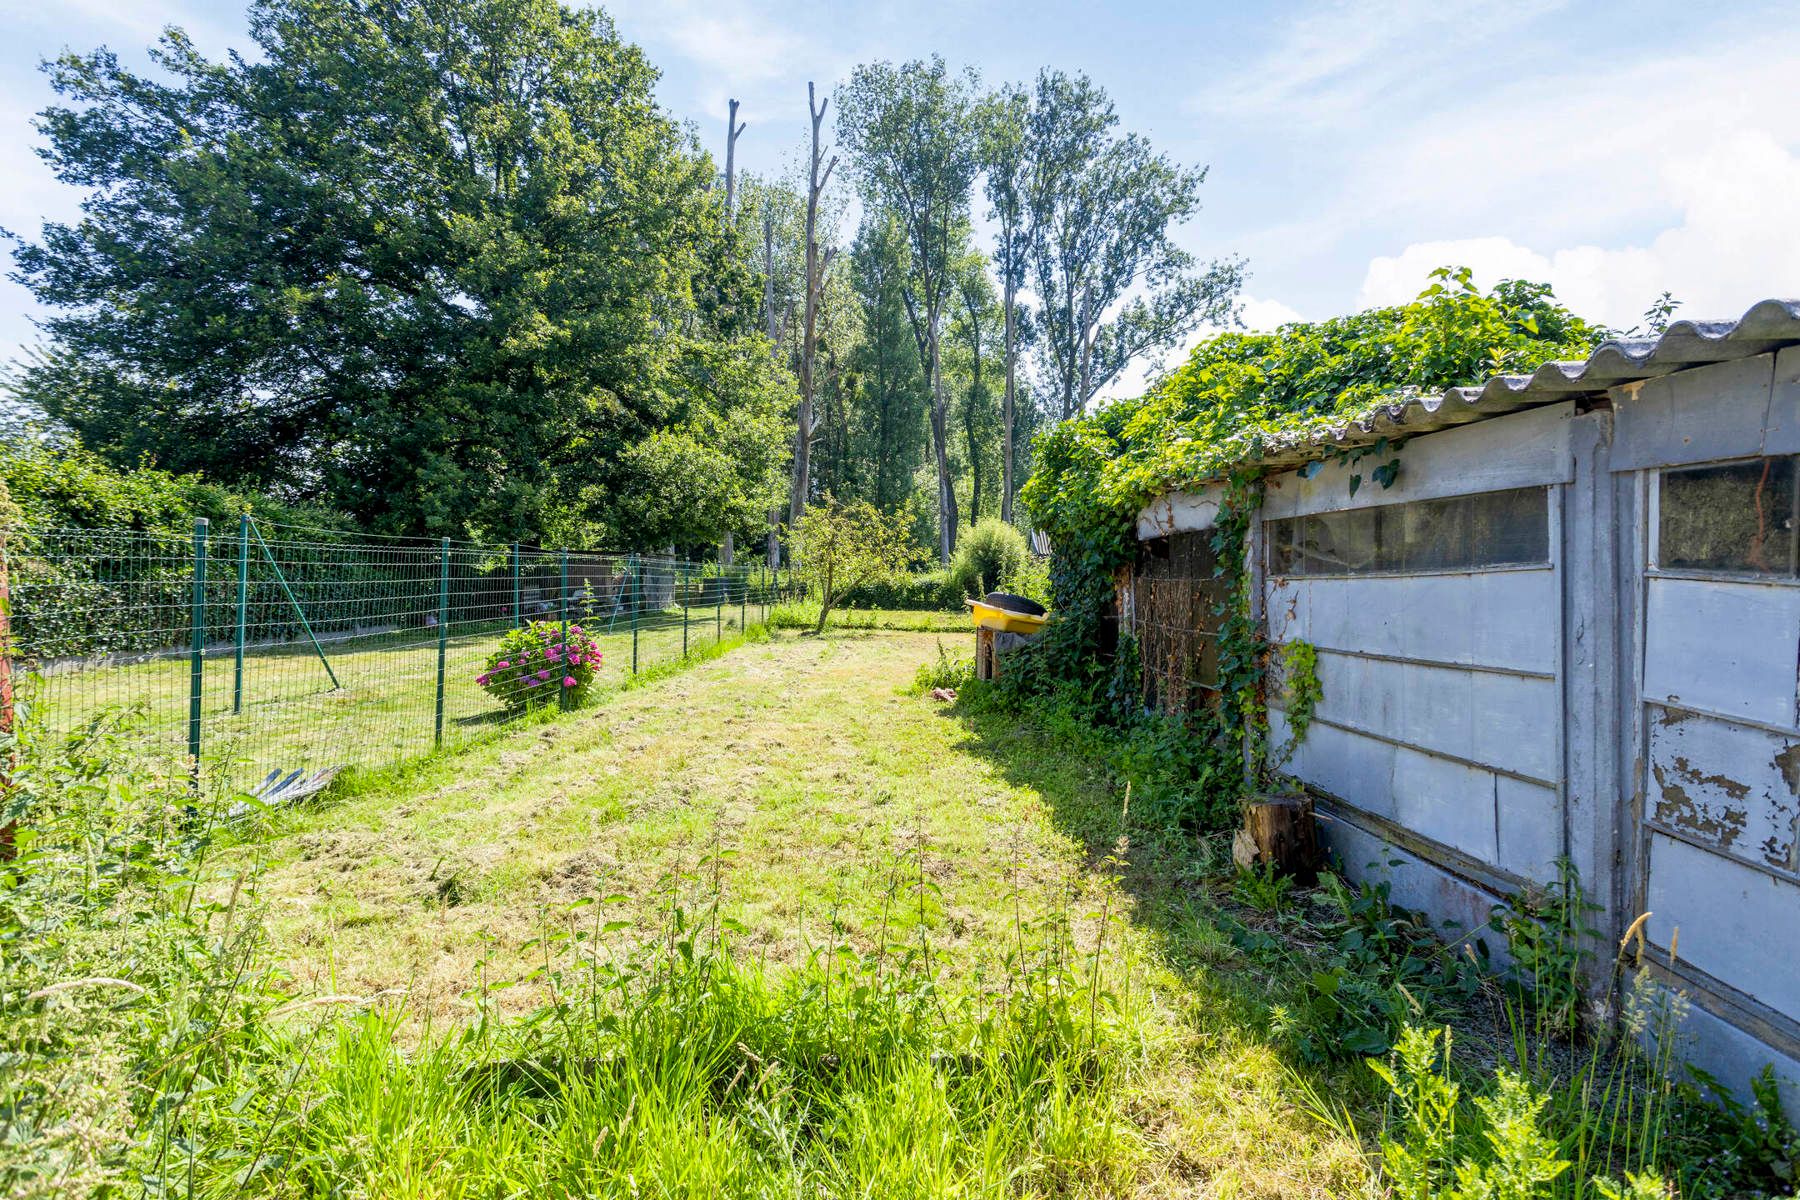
[1020, 268, 1609, 551]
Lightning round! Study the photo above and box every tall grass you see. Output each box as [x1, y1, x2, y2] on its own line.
[2, 702, 1154, 1197]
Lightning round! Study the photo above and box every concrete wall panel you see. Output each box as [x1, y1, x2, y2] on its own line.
[1268, 570, 1558, 675]
[1613, 354, 1779, 471]
[1646, 704, 1800, 874]
[1646, 832, 1800, 1019]
[1264, 403, 1574, 518]
[1644, 577, 1800, 729]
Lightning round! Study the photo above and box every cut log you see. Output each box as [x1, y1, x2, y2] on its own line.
[1241, 794, 1318, 882]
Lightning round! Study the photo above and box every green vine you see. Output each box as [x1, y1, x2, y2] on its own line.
[1007, 272, 1610, 832]
[1270, 639, 1321, 772]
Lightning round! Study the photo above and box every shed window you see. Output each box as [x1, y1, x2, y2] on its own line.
[1267, 487, 1550, 577]
[1658, 456, 1799, 576]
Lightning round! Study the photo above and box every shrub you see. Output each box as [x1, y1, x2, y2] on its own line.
[949, 518, 1027, 598]
[838, 569, 964, 611]
[1000, 553, 1052, 609]
[478, 620, 604, 712]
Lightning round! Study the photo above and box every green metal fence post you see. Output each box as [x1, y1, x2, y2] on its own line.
[435, 537, 448, 746]
[233, 512, 249, 714]
[512, 541, 522, 628]
[188, 517, 209, 778]
[681, 559, 689, 657]
[559, 548, 570, 710]
[631, 557, 640, 674]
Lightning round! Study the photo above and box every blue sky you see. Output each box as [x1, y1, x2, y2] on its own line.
[3, 0, 1798, 391]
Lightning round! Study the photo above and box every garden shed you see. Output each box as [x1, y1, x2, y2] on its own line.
[1127, 298, 1800, 1099]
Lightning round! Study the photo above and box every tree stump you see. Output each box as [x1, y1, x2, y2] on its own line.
[1240, 794, 1318, 882]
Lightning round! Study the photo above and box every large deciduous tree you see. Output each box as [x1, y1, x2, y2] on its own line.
[9, 0, 782, 545]
[836, 56, 979, 565]
[1026, 69, 1243, 420]
[975, 82, 1030, 524]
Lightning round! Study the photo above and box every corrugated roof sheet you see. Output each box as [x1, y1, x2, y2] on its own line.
[1251, 297, 1800, 470]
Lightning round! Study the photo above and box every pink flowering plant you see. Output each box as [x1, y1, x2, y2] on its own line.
[476, 620, 604, 713]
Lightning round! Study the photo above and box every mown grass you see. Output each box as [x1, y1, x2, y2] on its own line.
[6, 628, 1382, 1197]
[246, 630, 1376, 1194]
[23, 602, 766, 791]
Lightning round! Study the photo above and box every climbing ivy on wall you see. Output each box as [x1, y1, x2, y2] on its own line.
[1011, 270, 1608, 815]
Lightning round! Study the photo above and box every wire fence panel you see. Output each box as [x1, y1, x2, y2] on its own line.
[5, 518, 794, 796]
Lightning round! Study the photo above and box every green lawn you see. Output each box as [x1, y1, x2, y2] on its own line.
[26, 602, 769, 790]
[248, 629, 1370, 1197]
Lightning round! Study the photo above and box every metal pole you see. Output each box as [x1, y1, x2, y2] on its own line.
[559, 548, 570, 710]
[188, 518, 209, 778]
[681, 560, 689, 657]
[435, 537, 449, 746]
[248, 520, 342, 691]
[631, 557, 641, 674]
[233, 512, 249, 714]
[715, 577, 722, 643]
[740, 565, 746, 631]
[512, 541, 522, 628]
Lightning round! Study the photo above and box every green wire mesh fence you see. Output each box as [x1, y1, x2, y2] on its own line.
[5, 516, 794, 798]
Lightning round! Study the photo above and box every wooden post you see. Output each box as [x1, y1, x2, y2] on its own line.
[1234, 794, 1319, 883]
[0, 512, 15, 860]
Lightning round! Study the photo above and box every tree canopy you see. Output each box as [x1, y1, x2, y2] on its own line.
[10, 0, 787, 545]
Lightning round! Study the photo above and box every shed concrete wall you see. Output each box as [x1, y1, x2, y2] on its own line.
[1146, 353, 1800, 1102]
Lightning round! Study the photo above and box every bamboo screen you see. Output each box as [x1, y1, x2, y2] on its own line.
[1131, 531, 1229, 719]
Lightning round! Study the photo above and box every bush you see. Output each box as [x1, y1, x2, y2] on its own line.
[1000, 553, 1052, 609]
[0, 438, 341, 535]
[838, 569, 963, 611]
[478, 620, 605, 712]
[949, 518, 1027, 598]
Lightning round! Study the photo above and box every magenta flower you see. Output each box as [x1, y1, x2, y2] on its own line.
[497, 660, 510, 669]
[476, 673, 491, 685]
[537, 668, 551, 680]
[568, 655, 580, 666]
[570, 625, 584, 635]
[562, 676, 576, 687]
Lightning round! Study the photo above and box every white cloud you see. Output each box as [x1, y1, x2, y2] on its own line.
[1241, 296, 1305, 332]
[1356, 130, 1800, 328]
[604, 0, 821, 89]
[1097, 293, 1307, 401]
[1195, 0, 1566, 128]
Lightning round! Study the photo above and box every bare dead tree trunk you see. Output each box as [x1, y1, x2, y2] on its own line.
[762, 211, 784, 571]
[724, 98, 745, 220]
[1077, 280, 1094, 414]
[790, 82, 837, 538]
[962, 288, 984, 531]
[720, 98, 747, 570]
[929, 328, 958, 565]
[1001, 282, 1017, 525]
